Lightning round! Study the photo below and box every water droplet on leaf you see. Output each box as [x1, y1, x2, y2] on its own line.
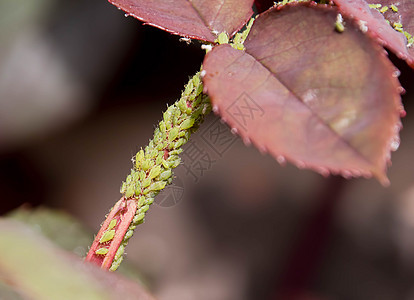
[243, 137, 251, 146]
[397, 86, 406, 94]
[296, 160, 305, 169]
[392, 70, 401, 77]
[390, 137, 400, 151]
[276, 155, 286, 165]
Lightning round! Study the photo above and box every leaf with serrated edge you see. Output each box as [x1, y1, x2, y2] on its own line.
[108, 0, 254, 42]
[202, 4, 404, 185]
[334, 0, 414, 68]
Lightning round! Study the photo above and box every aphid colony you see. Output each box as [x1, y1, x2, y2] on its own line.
[86, 72, 211, 270]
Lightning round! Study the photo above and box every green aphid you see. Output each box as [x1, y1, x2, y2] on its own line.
[217, 32, 229, 44]
[163, 110, 172, 126]
[135, 213, 145, 223]
[404, 31, 413, 42]
[172, 115, 180, 127]
[183, 81, 194, 97]
[380, 5, 388, 13]
[159, 121, 166, 133]
[153, 128, 161, 140]
[148, 181, 167, 191]
[232, 43, 245, 51]
[177, 98, 187, 113]
[134, 185, 142, 195]
[147, 191, 156, 198]
[142, 177, 151, 188]
[135, 149, 145, 169]
[195, 83, 204, 97]
[174, 138, 185, 149]
[109, 260, 122, 272]
[185, 106, 193, 115]
[125, 185, 134, 198]
[124, 230, 134, 240]
[141, 159, 151, 171]
[390, 4, 398, 12]
[95, 247, 109, 255]
[368, 3, 381, 8]
[335, 14, 345, 33]
[107, 219, 117, 230]
[182, 131, 190, 140]
[146, 197, 154, 205]
[168, 157, 181, 168]
[99, 229, 116, 243]
[140, 205, 150, 213]
[169, 149, 183, 156]
[138, 196, 146, 207]
[120, 182, 126, 194]
[393, 22, 402, 28]
[233, 33, 242, 45]
[132, 170, 139, 182]
[133, 213, 144, 224]
[162, 159, 170, 169]
[135, 148, 145, 163]
[156, 153, 163, 165]
[192, 94, 203, 107]
[114, 244, 124, 261]
[149, 165, 162, 179]
[169, 127, 179, 142]
[156, 142, 164, 151]
[149, 149, 157, 159]
[241, 19, 254, 41]
[180, 118, 195, 130]
[192, 74, 200, 86]
[126, 174, 132, 185]
[139, 170, 146, 180]
[191, 106, 204, 119]
[178, 130, 186, 139]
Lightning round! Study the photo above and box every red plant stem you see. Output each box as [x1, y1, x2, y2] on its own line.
[274, 177, 345, 299]
[85, 197, 137, 270]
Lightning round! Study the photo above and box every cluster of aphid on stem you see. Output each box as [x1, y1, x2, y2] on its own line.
[85, 18, 256, 271]
[86, 72, 211, 270]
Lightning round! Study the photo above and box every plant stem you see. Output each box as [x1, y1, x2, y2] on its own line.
[85, 19, 255, 271]
[85, 71, 211, 271]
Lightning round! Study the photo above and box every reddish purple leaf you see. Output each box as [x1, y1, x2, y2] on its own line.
[334, 0, 414, 68]
[108, 0, 255, 42]
[202, 4, 404, 185]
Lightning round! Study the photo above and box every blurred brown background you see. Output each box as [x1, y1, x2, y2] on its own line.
[1, 1, 414, 299]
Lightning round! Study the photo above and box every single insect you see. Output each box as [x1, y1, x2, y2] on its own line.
[335, 14, 345, 33]
[380, 6, 389, 13]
